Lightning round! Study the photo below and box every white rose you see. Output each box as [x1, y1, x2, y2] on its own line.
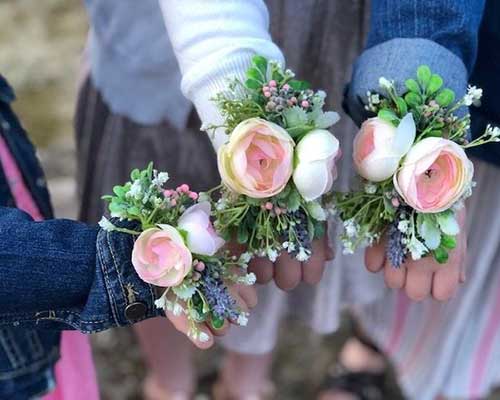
[353, 113, 416, 182]
[292, 129, 340, 201]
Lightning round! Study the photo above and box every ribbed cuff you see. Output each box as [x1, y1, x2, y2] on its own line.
[183, 44, 284, 150]
[344, 38, 468, 127]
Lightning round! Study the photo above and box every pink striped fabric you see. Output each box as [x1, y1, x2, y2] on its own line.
[0, 134, 99, 400]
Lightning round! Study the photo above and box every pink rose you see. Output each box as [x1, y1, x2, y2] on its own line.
[394, 137, 474, 213]
[132, 225, 192, 287]
[218, 118, 294, 198]
[353, 114, 416, 182]
[178, 202, 225, 256]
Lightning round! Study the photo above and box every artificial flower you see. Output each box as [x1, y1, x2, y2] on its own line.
[394, 137, 473, 213]
[178, 202, 225, 256]
[293, 129, 340, 201]
[353, 113, 416, 182]
[131, 225, 192, 287]
[217, 118, 294, 198]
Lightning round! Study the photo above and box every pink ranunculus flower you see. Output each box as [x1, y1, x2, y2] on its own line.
[394, 137, 474, 213]
[132, 225, 192, 287]
[218, 118, 294, 198]
[353, 114, 416, 182]
[178, 202, 225, 256]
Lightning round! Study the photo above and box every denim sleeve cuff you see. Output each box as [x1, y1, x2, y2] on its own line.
[344, 38, 468, 126]
[87, 227, 162, 331]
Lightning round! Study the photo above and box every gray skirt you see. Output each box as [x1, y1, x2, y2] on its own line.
[74, 75, 219, 224]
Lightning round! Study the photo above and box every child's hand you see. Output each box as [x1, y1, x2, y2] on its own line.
[365, 208, 467, 301]
[165, 282, 257, 349]
[248, 234, 334, 291]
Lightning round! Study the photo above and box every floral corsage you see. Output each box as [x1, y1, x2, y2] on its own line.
[205, 55, 340, 262]
[99, 164, 255, 341]
[336, 65, 499, 266]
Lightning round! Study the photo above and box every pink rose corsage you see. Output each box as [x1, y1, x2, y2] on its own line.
[100, 164, 255, 341]
[336, 65, 499, 266]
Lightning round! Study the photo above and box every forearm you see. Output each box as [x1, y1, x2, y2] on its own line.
[0, 207, 160, 332]
[345, 0, 486, 125]
[159, 0, 284, 148]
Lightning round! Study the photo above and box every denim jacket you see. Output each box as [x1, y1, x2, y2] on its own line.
[343, 0, 500, 164]
[0, 74, 161, 399]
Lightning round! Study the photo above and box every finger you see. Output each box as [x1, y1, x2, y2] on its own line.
[432, 264, 460, 301]
[302, 238, 327, 285]
[274, 253, 302, 291]
[384, 261, 407, 289]
[236, 284, 258, 309]
[365, 240, 386, 273]
[248, 258, 274, 284]
[404, 263, 433, 301]
[165, 310, 214, 349]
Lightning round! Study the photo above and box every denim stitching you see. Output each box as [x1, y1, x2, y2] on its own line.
[106, 231, 127, 305]
[0, 348, 59, 380]
[0, 329, 25, 368]
[97, 233, 121, 326]
[26, 331, 44, 360]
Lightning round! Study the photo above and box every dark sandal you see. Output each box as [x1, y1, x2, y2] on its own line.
[318, 363, 386, 400]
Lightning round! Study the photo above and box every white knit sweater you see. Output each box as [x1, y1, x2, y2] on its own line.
[159, 0, 284, 148]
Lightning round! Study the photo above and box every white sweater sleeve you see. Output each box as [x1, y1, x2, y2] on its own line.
[159, 0, 284, 148]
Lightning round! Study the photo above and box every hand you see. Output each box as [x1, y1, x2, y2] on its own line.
[365, 208, 467, 301]
[248, 233, 334, 291]
[165, 282, 257, 349]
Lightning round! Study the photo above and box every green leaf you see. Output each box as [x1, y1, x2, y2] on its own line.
[377, 109, 398, 124]
[314, 222, 325, 239]
[395, 97, 408, 116]
[305, 201, 327, 221]
[246, 67, 265, 83]
[427, 74, 443, 94]
[435, 89, 455, 107]
[288, 79, 311, 91]
[432, 247, 449, 264]
[405, 92, 422, 107]
[130, 168, 140, 180]
[237, 223, 249, 244]
[436, 211, 460, 235]
[113, 185, 127, 197]
[252, 55, 268, 76]
[313, 111, 340, 129]
[286, 189, 301, 212]
[245, 78, 262, 90]
[441, 234, 457, 250]
[417, 65, 432, 87]
[417, 214, 441, 250]
[427, 130, 443, 138]
[283, 106, 308, 127]
[405, 78, 420, 93]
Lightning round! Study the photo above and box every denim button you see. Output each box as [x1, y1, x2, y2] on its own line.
[124, 302, 147, 321]
[1, 120, 9, 131]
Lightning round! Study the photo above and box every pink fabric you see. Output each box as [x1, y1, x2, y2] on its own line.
[0, 135, 100, 400]
[469, 284, 500, 397]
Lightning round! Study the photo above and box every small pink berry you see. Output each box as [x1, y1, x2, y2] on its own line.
[301, 100, 310, 108]
[262, 86, 269, 92]
[275, 207, 282, 216]
[265, 202, 273, 210]
[269, 80, 277, 87]
[170, 199, 177, 206]
[264, 91, 271, 98]
[163, 189, 174, 197]
[291, 96, 297, 103]
[391, 198, 400, 208]
[177, 184, 190, 193]
[189, 192, 199, 200]
[282, 83, 290, 91]
[287, 100, 294, 106]
[195, 261, 206, 272]
[192, 272, 201, 281]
